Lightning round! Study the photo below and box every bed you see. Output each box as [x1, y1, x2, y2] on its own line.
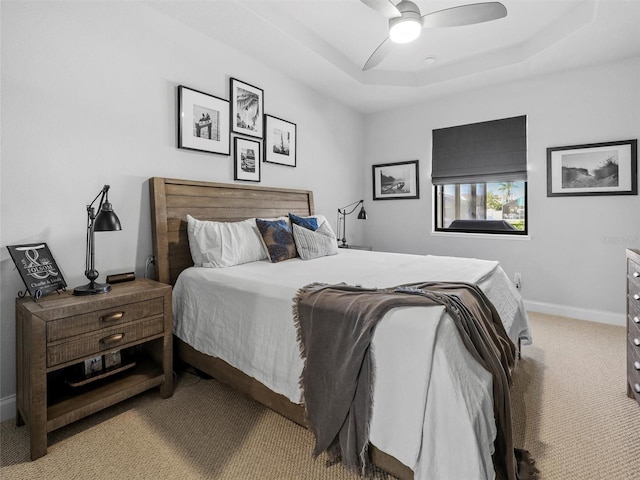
[149, 177, 532, 479]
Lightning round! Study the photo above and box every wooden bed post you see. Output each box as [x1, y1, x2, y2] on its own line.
[149, 177, 170, 284]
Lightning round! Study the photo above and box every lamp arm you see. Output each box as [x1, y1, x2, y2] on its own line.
[85, 207, 92, 275]
[88, 185, 110, 212]
[341, 208, 347, 246]
[84, 185, 110, 282]
[340, 199, 364, 216]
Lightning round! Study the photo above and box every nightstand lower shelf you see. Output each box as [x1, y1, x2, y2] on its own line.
[46, 358, 164, 432]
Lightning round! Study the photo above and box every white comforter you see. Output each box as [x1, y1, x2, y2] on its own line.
[173, 250, 531, 480]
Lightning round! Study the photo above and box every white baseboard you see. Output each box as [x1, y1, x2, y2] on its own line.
[524, 300, 625, 327]
[1, 394, 16, 423]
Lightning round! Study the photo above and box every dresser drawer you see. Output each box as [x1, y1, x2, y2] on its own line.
[629, 314, 640, 343]
[47, 298, 164, 342]
[627, 340, 640, 403]
[628, 258, 640, 282]
[47, 315, 165, 367]
[629, 286, 640, 306]
[629, 296, 640, 330]
[629, 324, 640, 358]
[629, 258, 640, 295]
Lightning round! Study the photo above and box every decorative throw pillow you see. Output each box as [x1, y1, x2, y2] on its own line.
[186, 215, 267, 268]
[292, 222, 338, 260]
[289, 212, 318, 231]
[256, 218, 297, 263]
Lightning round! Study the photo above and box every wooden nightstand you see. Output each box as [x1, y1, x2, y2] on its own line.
[338, 244, 373, 251]
[15, 278, 173, 460]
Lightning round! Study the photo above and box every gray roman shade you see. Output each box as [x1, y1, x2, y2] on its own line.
[431, 115, 527, 185]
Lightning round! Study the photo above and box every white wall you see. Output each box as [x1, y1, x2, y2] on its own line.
[0, 2, 365, 418]
[363, 57, 640, 323]
[2, 1, 637, 423]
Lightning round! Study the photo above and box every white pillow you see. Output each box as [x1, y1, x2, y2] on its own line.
[186, 215, 267, 268]
[292, 221, 338, 260]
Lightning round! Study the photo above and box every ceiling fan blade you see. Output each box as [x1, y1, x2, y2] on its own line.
[360, 0, 401, 19]
[422, 2, 507, 28]
[363, 37, 393, 71]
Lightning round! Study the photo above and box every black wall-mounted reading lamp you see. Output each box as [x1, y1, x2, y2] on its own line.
[337, 199, 367, 248]
[73, 185, 122, 296]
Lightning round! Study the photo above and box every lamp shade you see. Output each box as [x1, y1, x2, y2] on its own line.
[357, 206, 368, 220]
[94, 202, 122, 232]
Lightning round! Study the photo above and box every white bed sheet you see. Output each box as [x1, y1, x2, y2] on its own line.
[173, 249, 531, 479]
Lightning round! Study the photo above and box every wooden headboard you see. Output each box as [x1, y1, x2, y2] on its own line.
[149, 177, 315, 286]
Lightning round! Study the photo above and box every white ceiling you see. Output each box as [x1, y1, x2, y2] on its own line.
[149, 0, 640, 113]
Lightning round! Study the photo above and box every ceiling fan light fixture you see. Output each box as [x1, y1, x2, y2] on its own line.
[389, 16, 422, 44]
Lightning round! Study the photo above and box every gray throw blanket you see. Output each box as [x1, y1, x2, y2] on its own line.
[293, 281, 538, 480]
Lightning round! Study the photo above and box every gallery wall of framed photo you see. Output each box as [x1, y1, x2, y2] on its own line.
[177, 76, 298, 183]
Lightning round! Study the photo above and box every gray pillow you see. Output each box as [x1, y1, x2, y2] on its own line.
[292, 222, 338, 260]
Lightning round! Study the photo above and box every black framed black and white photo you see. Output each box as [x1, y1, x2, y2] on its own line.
[7, 243, 67, 300]
[264, 114, 296, 167]
[547, 139, 637, 197]
[230, 78, 264, 138]
[372, 160, 420, 200]
[234, 137, 261, 182]
[178, 85, 230, 155]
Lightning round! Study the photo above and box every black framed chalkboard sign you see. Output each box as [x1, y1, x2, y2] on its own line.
[7, 243, 67, 300]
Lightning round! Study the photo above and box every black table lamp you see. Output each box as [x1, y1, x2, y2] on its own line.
[74, 185, 122, 296]
[337, 199, 367, 248]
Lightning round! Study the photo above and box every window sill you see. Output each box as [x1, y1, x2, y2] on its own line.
[430, 231, 531, 241]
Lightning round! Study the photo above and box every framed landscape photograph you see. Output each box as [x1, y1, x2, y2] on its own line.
[264, 114, 296, 167]
[547, 139, 637, 197]
[230, 78, 264, 138]
[7, 243, 67, 300]
[234, 137, 261, 182]
[178, 85, 230, 155]
[372, 160, 420, 200]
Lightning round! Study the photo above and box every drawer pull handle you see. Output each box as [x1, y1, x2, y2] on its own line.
[634, 271, 640, 278]
[635, 361, 640, 371]
[634, 294, 640, 301]
[636, 383, 640, 394]
[100, 333, 124, 345]
[100, 312, 124, 323]
[635, 316, 640, 324]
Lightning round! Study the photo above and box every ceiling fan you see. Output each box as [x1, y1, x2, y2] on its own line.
[361, 0, 507, 70]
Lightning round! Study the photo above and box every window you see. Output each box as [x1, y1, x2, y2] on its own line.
[435, 181, 527, 233]
[432, 116, 527, 235]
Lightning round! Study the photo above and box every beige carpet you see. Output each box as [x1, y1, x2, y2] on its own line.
[2, 312, 639, 479]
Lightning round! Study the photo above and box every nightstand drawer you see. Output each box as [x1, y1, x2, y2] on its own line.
[47, 298, 164, 342]
[47, 315, 165, 367]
